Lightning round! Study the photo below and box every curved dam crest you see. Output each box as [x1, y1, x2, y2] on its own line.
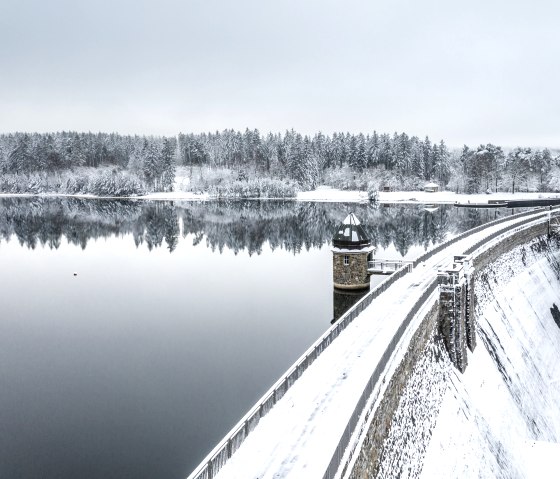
[374, 235, 560, 479]
[192, 209, 559, 479]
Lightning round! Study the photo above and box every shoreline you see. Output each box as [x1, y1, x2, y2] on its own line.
[1, 189, 559, 204]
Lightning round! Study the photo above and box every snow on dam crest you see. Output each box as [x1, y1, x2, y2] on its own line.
[374, 236, 560, 479]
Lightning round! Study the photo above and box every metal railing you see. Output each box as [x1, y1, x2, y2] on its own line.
[187, 206, 556, 479]
[368, 259, 414, 273]
[412, 207, 552, 268]
[464, 207, 559, 256]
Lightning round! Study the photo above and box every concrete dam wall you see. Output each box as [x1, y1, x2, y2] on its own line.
[352, 232, 560, 478]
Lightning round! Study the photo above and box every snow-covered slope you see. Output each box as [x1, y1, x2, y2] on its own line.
[376, 237, 560, 479]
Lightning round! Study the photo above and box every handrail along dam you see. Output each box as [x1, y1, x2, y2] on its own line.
[188, 206, 560, 479]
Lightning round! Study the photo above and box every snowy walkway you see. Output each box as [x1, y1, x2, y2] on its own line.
[200, 210, 550, 479]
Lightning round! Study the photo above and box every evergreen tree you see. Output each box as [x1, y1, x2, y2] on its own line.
[459, 145, 479, 193]
[354, 133, 367, 171]
[393, 133, 410, 177]
[378, 134, 393, 169]
[7, 134, 32, 173]
[348, 134, 358, 169]
[434, 140, 450, 186]
[142, 139, 160, 191]
[409, 137, 424, 180]
[160, 138, 176, 192]
[367, 131, 380, 168]
[421, 136, 434, 181]
[69, 134, 87, 168]
[332, 133, 346, 168]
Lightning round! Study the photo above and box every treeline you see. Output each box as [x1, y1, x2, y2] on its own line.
[178, 130, 452, 189]
[178, 131, 560, 193]
[456, 145, 559, 193]
[1, 130, 559, 196]
[0, 132, 176, 195]
[0, 197, 509, 256]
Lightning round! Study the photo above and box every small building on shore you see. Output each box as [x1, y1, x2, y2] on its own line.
[424, 182, 440, 193]
[332, 213, 374, 290]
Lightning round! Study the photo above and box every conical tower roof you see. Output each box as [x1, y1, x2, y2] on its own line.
[332, 213, 371, 250]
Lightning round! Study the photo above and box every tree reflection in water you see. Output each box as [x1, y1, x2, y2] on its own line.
[0, 197, 508, 257]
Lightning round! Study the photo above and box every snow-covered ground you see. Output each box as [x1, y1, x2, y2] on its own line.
[297, 186, 560, 204]
[296, 186, 369, 202]
[138, 191, 209, 201]
[143, 187, 560, 203]
[144, 188, 560, 204]
[201, 210, 553, 479]
[2, 185, 559, 204]
[379, 190, 560, 204]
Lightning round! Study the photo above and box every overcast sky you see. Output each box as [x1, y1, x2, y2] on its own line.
[1, 0, 559, 148]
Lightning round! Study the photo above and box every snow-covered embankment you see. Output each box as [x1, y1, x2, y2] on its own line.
[373, 235, 560, 479]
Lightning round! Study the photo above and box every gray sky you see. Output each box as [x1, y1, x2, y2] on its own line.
[1, 0, 559, 148]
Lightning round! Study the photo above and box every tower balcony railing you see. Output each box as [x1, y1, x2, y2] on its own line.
[368, 259, 414, 274]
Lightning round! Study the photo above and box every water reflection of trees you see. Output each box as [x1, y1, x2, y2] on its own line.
[0, 197, 511, 256]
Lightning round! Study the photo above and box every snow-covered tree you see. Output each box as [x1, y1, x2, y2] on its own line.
[141, 139, 161, 190]
[532, 148, 553, 192]
[434, 140, 450, 186]
[473, 144, 504, 192]
[160, 138, 176, 192]
[548, 165, 560, 192]
[7, 134, 33, 173]
[505, 147, 532, 193]
[459, 146, 479, 193]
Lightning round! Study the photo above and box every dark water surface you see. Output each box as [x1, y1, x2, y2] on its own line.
[0, 198, 514, 479]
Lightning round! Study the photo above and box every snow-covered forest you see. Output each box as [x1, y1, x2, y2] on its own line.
[0, 196, 507, 256]
[0, 130, 559, 197]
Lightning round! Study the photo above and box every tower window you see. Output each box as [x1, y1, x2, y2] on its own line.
[343, 255, 349, 265]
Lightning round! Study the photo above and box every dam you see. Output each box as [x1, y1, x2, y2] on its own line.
[188, 207, 560, 479]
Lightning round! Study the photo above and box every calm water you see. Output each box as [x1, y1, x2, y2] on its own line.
[0, 198, 515, 479]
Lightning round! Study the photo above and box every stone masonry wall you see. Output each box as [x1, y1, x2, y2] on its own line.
[472, 222, 548, 271]
[333, 252, 370, 288]
[348, 300, 439, 479]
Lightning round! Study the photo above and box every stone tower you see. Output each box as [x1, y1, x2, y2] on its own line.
[332, 213, 373, 290]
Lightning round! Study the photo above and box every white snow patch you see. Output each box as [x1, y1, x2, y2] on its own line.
[296, 188, 560, 204]
[297, 188, 369, 202]
[524, 441, 560, 478]
[138, 191, 209, 201]
[378, 190, 560, 205]
[420, 241, 560, 479]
